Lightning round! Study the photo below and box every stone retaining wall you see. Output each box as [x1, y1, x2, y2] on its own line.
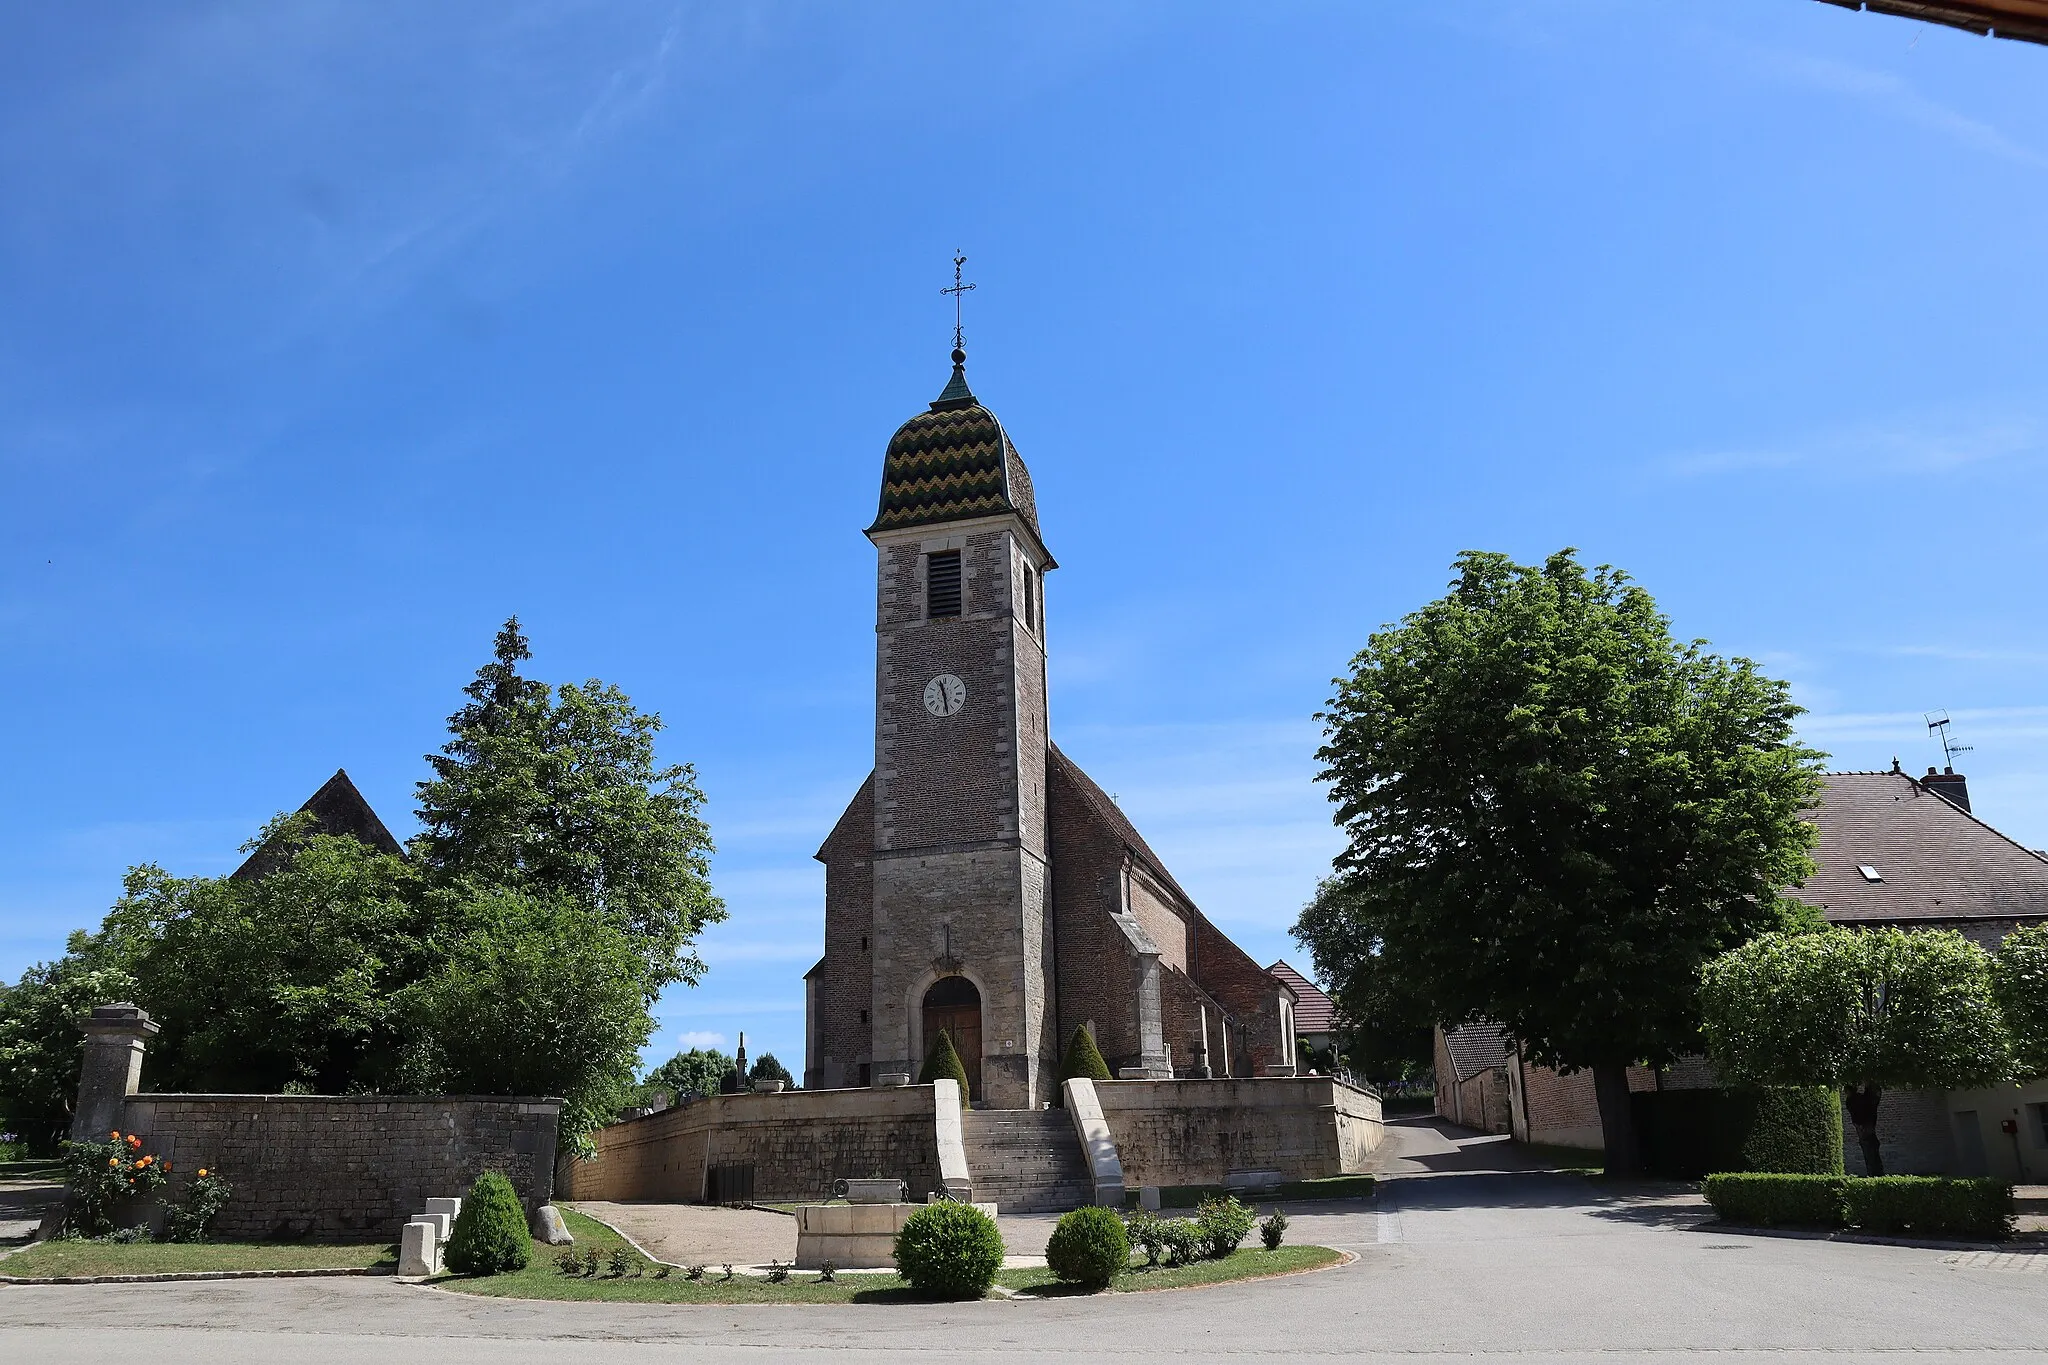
[1093, 1076, 1381, 1187]
[120, 1094, 561, 1242]
[559, 1084, 944, 1204]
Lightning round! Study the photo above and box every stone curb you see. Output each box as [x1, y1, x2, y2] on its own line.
[0, 1266, 390, 1286]
[1698, 1219, 2038, 1254]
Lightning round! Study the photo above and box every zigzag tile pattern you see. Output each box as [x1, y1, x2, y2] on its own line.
[873, 401, 1041, 535]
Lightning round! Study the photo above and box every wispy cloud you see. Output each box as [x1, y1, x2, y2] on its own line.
[674, 1030, 725, 1050]
[1799, 705, 2048, 744]
[1665, 417, 2042, 480]
[1759, 51, 2048, 170]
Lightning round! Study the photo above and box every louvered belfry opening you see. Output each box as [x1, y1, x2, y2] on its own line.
[926, 549, 963, 618]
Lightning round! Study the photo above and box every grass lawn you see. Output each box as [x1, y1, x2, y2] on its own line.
[1, 1238, 397, 1279]
[437, 1208, 1339, 1303]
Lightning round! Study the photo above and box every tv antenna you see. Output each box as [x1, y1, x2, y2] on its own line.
[1926, 711, 1973, 768]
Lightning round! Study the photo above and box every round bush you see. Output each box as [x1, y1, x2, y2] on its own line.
[445, 1171, 531, 1275]
[1045, 1205, 1129, 1288]
[893, 1201, 1004, 1299]
[1195, 1194, 1256, 1258]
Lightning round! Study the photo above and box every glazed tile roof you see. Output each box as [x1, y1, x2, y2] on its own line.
[870, 360, 1042, 544]
[1799, 770, 2048, 925]
[1266, 960, 1336, 1034]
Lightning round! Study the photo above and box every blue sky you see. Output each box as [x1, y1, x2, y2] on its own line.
[4, 2, 2045, 1076]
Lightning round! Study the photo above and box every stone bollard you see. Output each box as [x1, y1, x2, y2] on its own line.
[70, 1004, 158, 1143]
[398, 1219, 441, 1276]
[416, 1211, 452, 1242]
[423, 1197, 462, 1225]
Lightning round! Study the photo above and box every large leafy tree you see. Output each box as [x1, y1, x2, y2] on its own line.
[1301, 550, 1823, 1171]
[639, 1047, 737, 1104]
[413, 618, 724, 993]
[1994, 924, 2048, 1081]
[1701, 928, 2010, 1175]
[117, 817, 428, 1095]
[1292, 872, 1435, 1084]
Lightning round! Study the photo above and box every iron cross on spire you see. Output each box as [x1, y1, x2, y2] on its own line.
[941, 252, 976, 355]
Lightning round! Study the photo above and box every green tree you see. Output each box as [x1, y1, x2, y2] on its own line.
[1700, 928, 2010, 1175]
[400, 887, 655, 1147]
[1292, 872, 1434, 1085]
[412, 619, 725, 994]
[1994, 925, 2048, 1080]
[638, 1047, 735, 1103]
[747, 1052, 794, 1088]
[0, 933, 138, 1151]
[116, 818, 427, 1095]
[920, 1028, 971, 1105]
[1059, 1024, 1111, 1083]
[1302, 550, 1823, 1172]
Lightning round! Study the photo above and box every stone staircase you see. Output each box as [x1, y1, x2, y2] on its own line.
[961, 1108, 1093, 1213]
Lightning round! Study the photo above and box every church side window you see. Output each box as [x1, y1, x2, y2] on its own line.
[1022, 566, 1037, 631]
[926, 550, 962, 618]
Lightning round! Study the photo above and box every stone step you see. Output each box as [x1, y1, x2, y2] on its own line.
[960, 1108, 1092, 1213]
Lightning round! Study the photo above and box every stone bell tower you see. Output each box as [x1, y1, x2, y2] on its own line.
[862, 344, 1057, 1109]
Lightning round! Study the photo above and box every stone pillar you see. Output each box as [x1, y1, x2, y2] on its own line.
[71, 1003, 158, 1143]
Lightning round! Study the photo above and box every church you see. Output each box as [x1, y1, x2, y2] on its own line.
[801, 345, 1300, 1108]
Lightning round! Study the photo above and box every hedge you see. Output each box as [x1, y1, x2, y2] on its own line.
[1705, 1173, 2012, 1240]
[1631, 1087, 1842, 1179]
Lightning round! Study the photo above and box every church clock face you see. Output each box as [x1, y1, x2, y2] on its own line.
[923, 674, 967, 718]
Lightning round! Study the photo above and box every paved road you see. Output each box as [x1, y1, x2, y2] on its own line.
[4, 1119, 2046, 1361]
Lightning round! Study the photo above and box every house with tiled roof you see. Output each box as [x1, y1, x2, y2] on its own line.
[1267, 960, 1337, 1060]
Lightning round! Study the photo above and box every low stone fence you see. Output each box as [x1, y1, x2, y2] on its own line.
[1093, 1076, 1381, 1187]
[120, 1093, 561, 1242]
[559, 1084, 946, 1204]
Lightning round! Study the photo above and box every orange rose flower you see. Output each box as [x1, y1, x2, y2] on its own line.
[108, 1157, 119, 1167]
[138, 1155, 152, 1166]
[197, 1169, 208, 1178]
[110, 1130, 121, 1140]
[127, 1134, 142, 1148]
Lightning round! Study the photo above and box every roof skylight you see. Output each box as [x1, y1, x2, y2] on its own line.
[1858, 864, 1885, 884]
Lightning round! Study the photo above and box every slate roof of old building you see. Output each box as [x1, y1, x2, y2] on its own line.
[1799, 769, 2048, 925]
[870, 356, 1046, 556]
[1266, 960, 1336, 1034]
[1442, 1023, 1515, 1082]
[231, 768, 404, 880]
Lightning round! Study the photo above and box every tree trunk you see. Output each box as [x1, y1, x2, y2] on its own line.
[1844, 1083, 1884, 1177]
[1592, 1062, 1642, 1177]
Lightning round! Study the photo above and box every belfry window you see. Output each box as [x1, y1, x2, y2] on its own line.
[926, 550, 962, 619]
[1022, 566, 1037, 631]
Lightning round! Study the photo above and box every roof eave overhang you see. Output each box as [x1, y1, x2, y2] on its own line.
[865, 509, 1057, 571]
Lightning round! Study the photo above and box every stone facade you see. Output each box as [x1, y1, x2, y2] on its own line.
[120, 1093, 559, 1241]
[558, 1084, 945, 1204]
[805, 365, 1294, 1108]
[1092, 1077, 1382, 1187]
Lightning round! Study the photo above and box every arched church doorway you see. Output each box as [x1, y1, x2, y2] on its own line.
[921, 975, 982, 1101]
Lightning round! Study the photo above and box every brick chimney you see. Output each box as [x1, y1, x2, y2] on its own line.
[1923, 766, 1972, 814]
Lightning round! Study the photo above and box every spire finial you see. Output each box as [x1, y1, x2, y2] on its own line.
[941, 251, 975, 363]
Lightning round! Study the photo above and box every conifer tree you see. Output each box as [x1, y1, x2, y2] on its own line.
[1060, 1024, 1112, 1083]
[919, 1028, 971, 1105]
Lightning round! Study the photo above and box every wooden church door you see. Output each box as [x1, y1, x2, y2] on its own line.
[921, 975, 983, 1101]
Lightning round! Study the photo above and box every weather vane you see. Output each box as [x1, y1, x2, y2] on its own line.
[941, 252, 975, 355]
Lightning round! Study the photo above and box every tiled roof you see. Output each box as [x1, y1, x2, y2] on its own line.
[1267, 960, 1336, 1034]
[870, 361, 1042, 543]
[1799, 770, 2048, 925]
[1442, 1023, 1514, 1082]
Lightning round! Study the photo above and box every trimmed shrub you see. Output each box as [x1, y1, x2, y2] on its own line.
[1705, 1174, 1849, 1229]
[1045, 1205, 1129, 1288]
[1260, 1210, 1289, 1250]
[1060, 1025, 1112, 1083]
[445, 1171, 531, 1275]
[1742, 1089, 1844, 1175]
[1157, 1217, 1202, 1267]
[893, 1201, 1004, 1299]
[1845, 1177, 2013, 1240]
[1195, 1194, 1256, 1258]
[919, 1029, 971, 1106]
[1707, 1173, 2012, 1240]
